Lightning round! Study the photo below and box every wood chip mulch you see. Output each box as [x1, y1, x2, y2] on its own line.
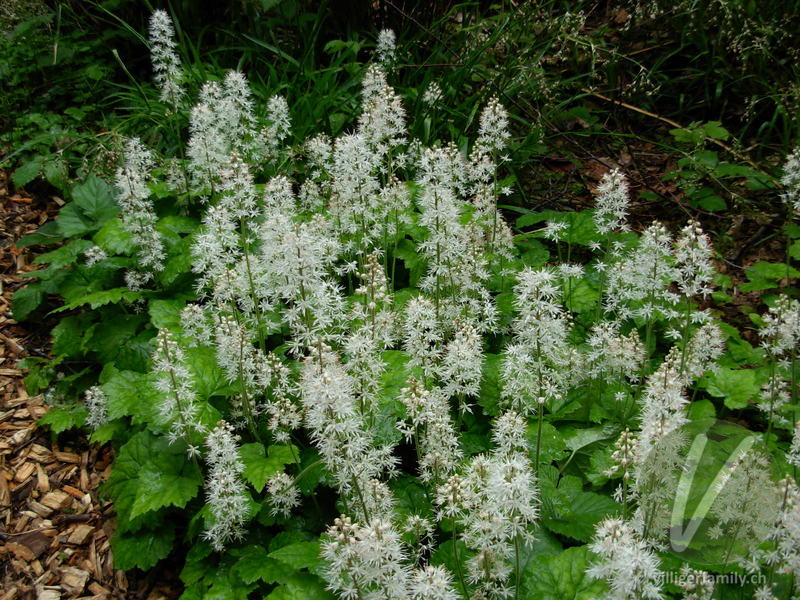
[0, 173, 176, 600]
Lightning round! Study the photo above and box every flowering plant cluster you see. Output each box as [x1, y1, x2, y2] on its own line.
[17, 10, 800, 600]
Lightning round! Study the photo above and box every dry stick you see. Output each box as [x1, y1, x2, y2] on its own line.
[581, 88, 764, 172]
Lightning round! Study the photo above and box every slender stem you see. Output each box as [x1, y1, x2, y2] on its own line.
[513, 534, 522, 600]
[534, 406, 544, 478]
[451, 518, 468, 598]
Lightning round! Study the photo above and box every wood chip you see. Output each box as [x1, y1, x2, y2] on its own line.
[28, 443, 51, 462]
[67, 524, 94, 545]
[5, 541, 36, 561]
[61, 485, 84, 501]
[40, 490, 71, 511]
[16, 529, 52, 558]
[36, 463, 50, 492]
[36, 588, 60, 600]
[0, 472, 10, 506]
[13, 461, 34, 483]
[29, 499, 54, 517]
[59, 566, 89, 595]
[53, 451, 81, 464]
[88, 582, 110, 596]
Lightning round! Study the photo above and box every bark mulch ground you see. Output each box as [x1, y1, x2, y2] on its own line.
[0, 173, 175, 600]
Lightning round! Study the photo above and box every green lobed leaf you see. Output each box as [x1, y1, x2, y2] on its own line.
[268, 540, 322, 571]
[240, 443, 296, 492]
[71, 175, 118, 224]
[231, 545, 285, 585]
[56, 287, 143, 312]
[33, 239, 93, 268]
[264, 573, 334, 600]
[10, 284, 44, 321]
[111, 522, 175, 571]
[12, 157, 43, 188]
[105, 431, 203, 528]
[520, 546, 607, 599]
[37, 406, 88, 434]
[93, 217, 135, 255]
[101, 369, 161, 425]
[51, 313, 92, 358]
[702, 367, 761, 409]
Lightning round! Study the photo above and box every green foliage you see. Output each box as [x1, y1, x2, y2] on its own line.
[520, 545, 607, 599]
[240, 444, 296, 492]
[10, 2, 800, 599]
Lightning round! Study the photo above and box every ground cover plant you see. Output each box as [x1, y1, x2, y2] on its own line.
[7, 3, 800, 599]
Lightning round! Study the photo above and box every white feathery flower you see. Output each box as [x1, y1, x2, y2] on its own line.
[593, 169, 630, 235]
[254, 200, 343, 348]
[218, 152, 258, 219]
[124, 269, 152, 291]
[321, 516, 410, 598]
[456, 450, 538, 597]
[376, 29, 397, 66]
[751, 477, 800, 582]
[604, 222, 678, 321]
[328, 132, 382, 249]
[148, 10, 183, 106]
[543, 220, 568, 242]
[422, 81, 443, 107]
[84, 386, 108, 431]
[781, 147, 800, 213]
[636, 323, 723, 458]
[83, 245, 107, 266]
[476, 97, 510, 153]
[180, 303, 212, 347]
[187, 82, 228, 194]
[352, 251, 396, 347]
[358, 65, 406, 158]
[760, 295, 800, 358]
[203, 421, 251, 551]
[260, 352, 301, 443]
[492, 411, 527, 454]
[214, 316, 275, 426]
[674, 220, 714, 298]
[299, 349, 396, 513]
[306, 134, 332, 181]
[266, 471, 300, 517]
[115, 137, 164, 271]
[409, 565, 459, 600]
[470, 96, 510, 185]
[263, 175, 296, 214]
[501, 268, 575, 413]
[402, 297, 443, 378]
[187, 72, 262, 194]
[416, 145, 496, 328]
[152, 328, 203, 444]
[264, 95, 291, 158]
[586, 322, 646, 381]
[587, 518, 663, 600]
[397, 378, 462, 483]
[707, 450, 780, 562]
[675, 565, 714, 600]
[439, 322, 483, 404]
[191, 204, 241, 298]
[221, 70, 260, 158]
